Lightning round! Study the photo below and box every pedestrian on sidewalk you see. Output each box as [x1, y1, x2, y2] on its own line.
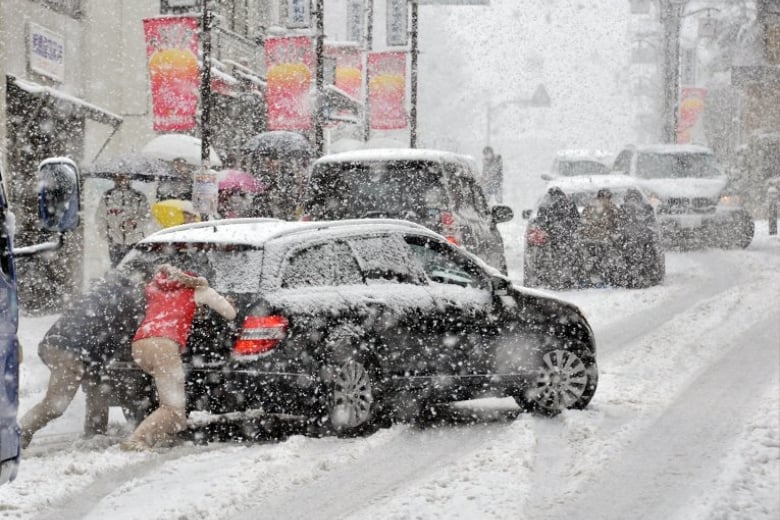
[482, 146, 504, 203]
[96, 173, 150, 267]
[121, 264, 236, 451]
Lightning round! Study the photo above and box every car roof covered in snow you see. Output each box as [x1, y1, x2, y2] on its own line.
[313, 148, 475, 165]
[632, 144, 714, 155]
[547, 174, 644, 195]
[140, 218, 438, 247]
[554, 149, 612, 162]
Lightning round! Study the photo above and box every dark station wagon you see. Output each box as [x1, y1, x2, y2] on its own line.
[93, 219, 598, 436]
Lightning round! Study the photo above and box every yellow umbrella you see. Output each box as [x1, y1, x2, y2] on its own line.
[152, 199, 201, 228]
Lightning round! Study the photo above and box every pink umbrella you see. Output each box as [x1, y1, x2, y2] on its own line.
[217, 169, 263, 193]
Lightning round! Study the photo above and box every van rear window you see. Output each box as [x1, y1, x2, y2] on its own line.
[304, 160, 444, 220]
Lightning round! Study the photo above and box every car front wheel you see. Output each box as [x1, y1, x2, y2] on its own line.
[515, 347, 598, 416]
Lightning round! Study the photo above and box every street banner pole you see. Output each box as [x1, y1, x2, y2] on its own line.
[314, 0, 325, 157]
[410, 0, 419, 148]
[363, 0, 375, 143]
[195, 3, 218, 218]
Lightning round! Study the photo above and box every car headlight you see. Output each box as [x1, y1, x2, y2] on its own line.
[719, 194, 741, 206]
[648, 193, 661, 209]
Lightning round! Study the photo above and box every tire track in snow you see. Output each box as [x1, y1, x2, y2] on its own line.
[231, 423, 517, 520]
[30, 443, 229, 520]
[522, 266, 780, 520]
[531, 315, 779, 520]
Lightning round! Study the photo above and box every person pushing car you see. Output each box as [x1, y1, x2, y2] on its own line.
[120, 264, 236, 451]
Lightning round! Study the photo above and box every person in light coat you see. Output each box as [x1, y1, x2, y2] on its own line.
[96, 174, 150, 266]
[120, 264, 236, 451]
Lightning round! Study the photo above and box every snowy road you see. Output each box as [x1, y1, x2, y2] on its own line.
[1, 225, 778, 520]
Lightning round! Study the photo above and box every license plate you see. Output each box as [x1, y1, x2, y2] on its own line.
[678, 216, 702, 229]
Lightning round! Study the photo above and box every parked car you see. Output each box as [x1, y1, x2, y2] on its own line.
[523, 176, 665, 289]
[303, 149, 513, 273]
[613, 144, 754, 248]
[541, 149, 613, 181]
[96, 218, 597, 436]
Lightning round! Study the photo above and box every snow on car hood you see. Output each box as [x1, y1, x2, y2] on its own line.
[636, 177, 727, 200]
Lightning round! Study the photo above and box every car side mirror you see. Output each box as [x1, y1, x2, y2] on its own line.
[540, 173, 553, 181]
[491, 204, 514, 224]
[37, 158, 80, 232]
[491, 275, 511, 296]
[521, 209, 533, 220]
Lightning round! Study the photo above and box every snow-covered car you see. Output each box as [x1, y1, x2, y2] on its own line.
[540, 149, 613, 181]
[523, 176, 665, 289]
[304, 149, 513, 273]
[613, 144, 754, 248]
[96, 218, 597, 436]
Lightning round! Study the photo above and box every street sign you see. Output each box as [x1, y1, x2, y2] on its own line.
[417, 1, 490, 5]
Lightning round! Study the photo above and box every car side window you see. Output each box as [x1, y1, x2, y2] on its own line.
[404, 235, 488, 290]
[348, 234, 426, 284]
[282, 241, 363, 288]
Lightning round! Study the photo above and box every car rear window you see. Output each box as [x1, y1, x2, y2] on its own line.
[304, 160, 445, 220]
[119, 243, 264, 293]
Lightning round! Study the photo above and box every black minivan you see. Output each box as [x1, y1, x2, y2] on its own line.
[303, 149, 514, 273]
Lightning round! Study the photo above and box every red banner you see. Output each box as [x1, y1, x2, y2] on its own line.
[368, 52, 407, 130]
[266, 36, 314, 131]
[324, 44, 362, 100]
[677, 87, 707, 144]
[143, 16, 200, 132]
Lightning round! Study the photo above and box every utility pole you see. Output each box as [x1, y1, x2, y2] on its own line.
[410, 1, 419, 148]
[200, 4, 213, 168]
[363, 0, 375, 143]
[660, 0, 685, 144]
[314, 0, 325, 156]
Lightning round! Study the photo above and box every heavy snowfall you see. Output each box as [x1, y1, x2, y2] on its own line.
[1, 0, 779, 519]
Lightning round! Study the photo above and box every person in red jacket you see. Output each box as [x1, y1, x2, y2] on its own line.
[120, 264, 236, 451]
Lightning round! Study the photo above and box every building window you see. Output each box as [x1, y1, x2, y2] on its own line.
[39, 0, 82, 18]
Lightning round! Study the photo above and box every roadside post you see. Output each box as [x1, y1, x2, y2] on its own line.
[769, 186, 778, 235]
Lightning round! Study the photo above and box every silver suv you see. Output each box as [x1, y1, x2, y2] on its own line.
[613, 144, 754, 248]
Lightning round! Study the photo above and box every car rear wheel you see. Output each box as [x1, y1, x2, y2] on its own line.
[318, 357, 381, 437]
[515, 347, 598, 416]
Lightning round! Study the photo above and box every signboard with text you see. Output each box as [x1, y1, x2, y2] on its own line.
[387, 0, 408, 47]
[28, 23, 65, 82]
[417, 0, 490, 5]
[346, 0, 366, 43]
[287, 0, 311, 29]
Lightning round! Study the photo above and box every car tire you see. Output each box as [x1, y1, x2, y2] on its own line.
[513, 342, 598, 416]
[317, 356, 381, 437]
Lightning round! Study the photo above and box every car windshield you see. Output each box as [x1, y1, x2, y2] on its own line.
[635, 152, 722, 179]
[558, 160, 610, 177]
[118, 242, 264, 294]
[304, 160, 444, 219]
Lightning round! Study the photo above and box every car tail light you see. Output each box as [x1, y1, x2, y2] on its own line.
[301, 214, 311, 222]
[233, 315, 289, 357]
[527, 226, 547, 246]
[440, 211, 462, 246]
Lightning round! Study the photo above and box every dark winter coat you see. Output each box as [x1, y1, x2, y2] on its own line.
[39, 273, 146, 371]
[536, 188, 580, 249]
[580, 198, 619, 242]
[617, 191, 656, 245]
